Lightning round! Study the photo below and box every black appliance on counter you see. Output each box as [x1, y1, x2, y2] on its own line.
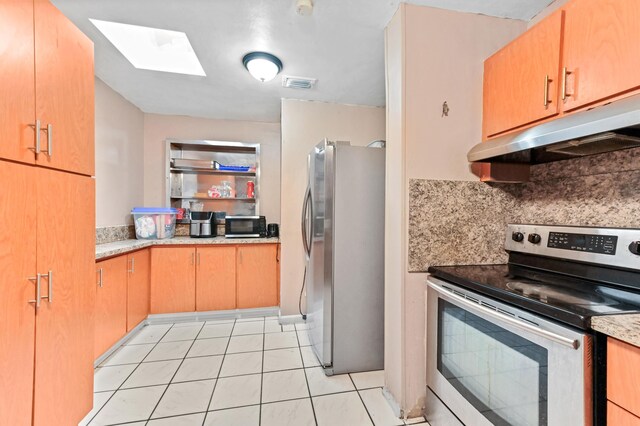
[225, 215, 267, 238]
[267, 223, 279, 238]
[189, 211, 216, 238]
[425, 224, 640, 426]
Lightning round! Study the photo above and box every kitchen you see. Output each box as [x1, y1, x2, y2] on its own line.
[2, 0, 640, 425]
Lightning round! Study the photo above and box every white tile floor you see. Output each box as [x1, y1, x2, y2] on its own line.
[80, 317, 429, 426]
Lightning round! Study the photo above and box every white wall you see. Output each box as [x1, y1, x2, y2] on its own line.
[143, 114, 281, 224]
[280, 99, 386, 316]
[95, 77, 145, 227]
[384, 3, 525, 416]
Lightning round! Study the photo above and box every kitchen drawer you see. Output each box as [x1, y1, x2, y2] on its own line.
[608, 337, 640, 418]
[608, 401, 640, 426]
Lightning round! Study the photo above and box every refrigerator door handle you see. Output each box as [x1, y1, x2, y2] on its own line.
[301, 186, 312, 258]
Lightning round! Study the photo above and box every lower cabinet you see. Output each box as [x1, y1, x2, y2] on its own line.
[150, 247, 196, 314]
[197, 246, 237, 311]
[95, 256, 128, 358]
[608, 337, 640, 421]
[127, 249, 150, 331]
[237, 244, 279, 309]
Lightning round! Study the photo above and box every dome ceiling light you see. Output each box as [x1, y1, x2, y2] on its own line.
[242, 52, 283, 83]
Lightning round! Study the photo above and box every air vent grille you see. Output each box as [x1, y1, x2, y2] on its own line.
[282, 76, 317, 89]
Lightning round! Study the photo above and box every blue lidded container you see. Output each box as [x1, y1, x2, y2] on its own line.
[131, 207, 178, 240]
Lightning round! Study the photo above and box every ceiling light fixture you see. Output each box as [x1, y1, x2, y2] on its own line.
[89, 19, 206, 76]
[242, 52, 283, 83]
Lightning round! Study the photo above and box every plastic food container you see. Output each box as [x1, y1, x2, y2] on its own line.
[131, 207, 178, 240]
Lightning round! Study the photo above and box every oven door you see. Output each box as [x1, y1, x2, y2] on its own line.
[426, 277, 592, 426]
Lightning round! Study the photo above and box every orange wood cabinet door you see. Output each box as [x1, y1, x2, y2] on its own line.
[0, 0, 36, 164]
[150, 247, 196, 314]
[608, 337, 640, 418]
[608, 401, 640, 426]
[0, 161, 36, 426]
[95, 256, 128, 358]
[127, 249, 150, 331]
[34, 0, 95, 176]
[196, 246, 237, 311]
[237, 244, 279, 309]
[33, 169, 95, 426]
[483, 11, 563, 138]
[562, 0, 640, 112]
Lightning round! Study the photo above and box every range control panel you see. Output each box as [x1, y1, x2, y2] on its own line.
[505, 224, 640, 271]
[548, 232, 618, 255]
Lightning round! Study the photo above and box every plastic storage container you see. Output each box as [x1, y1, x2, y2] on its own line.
[131, 207, 178, 240]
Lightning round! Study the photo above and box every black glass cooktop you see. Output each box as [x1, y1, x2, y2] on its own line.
[428, 263, 640, 329]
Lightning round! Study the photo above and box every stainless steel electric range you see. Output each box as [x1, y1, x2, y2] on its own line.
[426, 224, 640, 426]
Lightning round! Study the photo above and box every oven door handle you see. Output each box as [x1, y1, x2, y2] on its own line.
[428, 280, 580, 350]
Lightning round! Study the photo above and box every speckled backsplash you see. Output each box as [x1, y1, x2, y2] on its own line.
[409, 147, 640, 272]
[96, 225, 135, 245]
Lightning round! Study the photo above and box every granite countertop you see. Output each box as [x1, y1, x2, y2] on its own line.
[96, 236, 280, 260]
[591, 314, 640, 347]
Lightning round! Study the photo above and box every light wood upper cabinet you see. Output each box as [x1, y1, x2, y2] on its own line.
[562, 0, 640, 112]
[33, 169, 95, 426]
[237, 244, 279, 309]
[95, 256, 128, 358]
[0, 161, 37, 426]
[0, 0, 36, 164]
[196, 246, 237, 312]
[483, 11, 563, 138]
[150, 247, 196, 314]
[127, 249, 151, 331]
[34, 0, 94, 176]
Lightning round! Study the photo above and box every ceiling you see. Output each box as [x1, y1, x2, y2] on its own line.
[52, 0, 555, 123]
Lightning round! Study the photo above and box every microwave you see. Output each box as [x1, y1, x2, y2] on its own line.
[225, 216, 267, 238]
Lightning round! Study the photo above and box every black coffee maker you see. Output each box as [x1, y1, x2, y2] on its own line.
[267, 223, 279, 238]
[190, 212, 217, 238]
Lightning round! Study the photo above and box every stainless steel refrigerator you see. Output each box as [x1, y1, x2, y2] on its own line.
[301, 139, 385, 375]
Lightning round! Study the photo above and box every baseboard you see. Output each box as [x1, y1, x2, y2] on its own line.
[94, 320, 147, 367]
[382, 386, 403, 418]
[278, 313, 306, 325]
[146, 307, 280, 325]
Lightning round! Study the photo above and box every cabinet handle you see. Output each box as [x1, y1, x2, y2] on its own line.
[29, 120, 41, 154]
[197, 252, 201, 266]
[543, 75, 553, 108]
[40, 270, 52, 303]
[28, 274, 42, 308]
[128, 258, 135, 273]
[41, 124, 52, 157]
[98, 268, 104, 288]
[191, 252, 195, 265]
[562, 67, 573, 101]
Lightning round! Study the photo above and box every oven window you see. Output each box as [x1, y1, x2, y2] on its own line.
[437, 300, 548, 426]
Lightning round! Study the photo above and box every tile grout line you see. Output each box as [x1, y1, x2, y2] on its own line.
[258, 327, 265, 425]
[202, 318, 238, 425]
[86, 323, 177, 425]
[297, 327, 319, 426]
[145, 321, 207, 423]
[348, 374, 378, 426]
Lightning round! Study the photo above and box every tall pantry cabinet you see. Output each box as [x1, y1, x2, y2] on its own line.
[0, 1, 95, 425]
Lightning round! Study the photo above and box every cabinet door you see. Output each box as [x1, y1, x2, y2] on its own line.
[563, 0, 640, 111]
[483, 11, 563, 138]
[150, 247, 196, 314]
[0, 0, 36, 164]
[33, 169, 95, 426]
[127, 249, 150, 331]
[0, 161, 36, 426]
[237, 244, 279, 309]
[95, 256, 128, 358]
[34, 0, 94, 176]
[608, 337, 640, 418]
[197, 246, 237, 311]
[608, 401, 640, 426]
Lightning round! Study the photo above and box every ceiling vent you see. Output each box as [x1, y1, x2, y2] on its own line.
[282, 75, 317, 89]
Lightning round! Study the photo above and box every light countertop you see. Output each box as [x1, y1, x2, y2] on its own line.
[96, 236, 279, 260]
[591, 314, 640, 347]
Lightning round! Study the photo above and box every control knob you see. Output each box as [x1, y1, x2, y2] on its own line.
[630, 241, 640, 256]
[512, 232, 524, 242]
[528, 233, 542, 244]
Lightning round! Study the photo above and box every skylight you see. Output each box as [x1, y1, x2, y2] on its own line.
[89, 19, 206, 76]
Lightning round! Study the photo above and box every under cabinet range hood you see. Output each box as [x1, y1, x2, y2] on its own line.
[468, 93, 640, 164]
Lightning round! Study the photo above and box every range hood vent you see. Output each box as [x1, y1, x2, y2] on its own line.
[468, 93, 640, 164]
